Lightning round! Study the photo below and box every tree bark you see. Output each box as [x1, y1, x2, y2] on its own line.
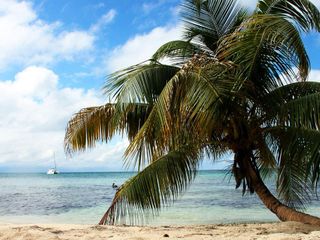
[243, 153, 320, 226]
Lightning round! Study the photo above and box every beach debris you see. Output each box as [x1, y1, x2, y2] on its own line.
[163, 233, 169, 237]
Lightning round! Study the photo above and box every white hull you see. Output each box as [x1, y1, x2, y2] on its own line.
[47, 168, 59, 174]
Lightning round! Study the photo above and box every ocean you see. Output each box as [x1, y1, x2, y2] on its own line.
[0, 171, 319, 225]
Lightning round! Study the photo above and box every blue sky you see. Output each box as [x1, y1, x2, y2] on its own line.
[0, 0, 319, 172]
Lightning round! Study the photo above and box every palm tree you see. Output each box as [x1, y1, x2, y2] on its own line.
[65, 0, 320, 225]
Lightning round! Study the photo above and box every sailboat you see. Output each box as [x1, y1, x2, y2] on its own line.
[47, 153, 59, 174]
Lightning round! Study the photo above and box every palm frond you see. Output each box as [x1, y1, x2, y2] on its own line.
[218, 14, 309, 95]
[265, 126, 320, 208]
[152, 40, 202, 63]
[278, 92, 320, 129]
[64, 103, 152, 154]
[99, 147, 201, 225]
[123, 58, 237, 170]
[64, 104, 115, 154]
[182, 0, 246, 51]
[262, 82, 320, 129]
[257, 0, 320, 32]
[122, 70, 198, 170]
[262, 81, 320, 103]
[255, 135, 277, 179]
[182, 60, 237, 135]
[104, 62, 179, 105]
[116, 103, 152, 141]
[123, 107, 164, 170]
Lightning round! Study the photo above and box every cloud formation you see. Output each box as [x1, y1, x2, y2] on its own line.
[0, 66, 127, 171]
[90, 9, 117, 32]
[0, 0, 94, 70]
[105, 24, 182, 72]
[308, 69, 320, 82]
[0, 1, 128, 172]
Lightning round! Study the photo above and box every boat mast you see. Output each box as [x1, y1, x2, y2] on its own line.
[53, 152, 57, 171]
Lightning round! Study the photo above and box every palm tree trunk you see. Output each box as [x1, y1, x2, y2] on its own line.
[242, 152, 320, 226]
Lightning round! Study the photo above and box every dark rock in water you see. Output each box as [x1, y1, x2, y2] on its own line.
[163, 233, 169, 237]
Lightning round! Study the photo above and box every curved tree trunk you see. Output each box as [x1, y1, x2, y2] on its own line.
[242, 152, 320, 226]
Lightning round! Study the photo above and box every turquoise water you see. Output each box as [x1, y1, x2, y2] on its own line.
[0, 171, 319, 225]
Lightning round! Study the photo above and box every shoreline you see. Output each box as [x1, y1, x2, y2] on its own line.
[0, 221, 320, 239]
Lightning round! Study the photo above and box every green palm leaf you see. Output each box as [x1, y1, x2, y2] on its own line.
[255, 134, 277, 179]
[123, 106, 164, 170]
[182, 0, 247, 51]
[122, 71, 200, 170]
[218, 14, 309, 95]
[104, 62, 179, 105]
[124, 58, 237, 171]
[262, 81, 320, 102]
[278, 92, 320, 129]
[152, 40, 202, 63]
[99, 147, 201, 225]
[265, 126, 320, 208]
[257, 0, 320, 31]
[262, 82, 320, 129]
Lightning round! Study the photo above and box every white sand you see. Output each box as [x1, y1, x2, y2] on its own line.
[0, 221, 319, 240]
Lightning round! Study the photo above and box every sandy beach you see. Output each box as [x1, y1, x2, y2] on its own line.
[0, 222, 319, 240]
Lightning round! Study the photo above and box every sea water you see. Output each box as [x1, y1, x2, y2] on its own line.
[0, 171, 319, 225]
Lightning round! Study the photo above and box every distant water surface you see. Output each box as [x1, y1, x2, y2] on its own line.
[0, 171, 319, 225]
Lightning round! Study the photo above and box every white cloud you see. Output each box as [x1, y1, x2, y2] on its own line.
[0, 0, 94, 70]
[106, 24, 182, 72]
[6, 66, 58, 98]
[308, 69, 320, 82]
[90, 9, 117, 33]
[239, 0, 258, 10]
[57, 31, 94, 54]
[0, 66, 126, 171]
[63, 140, 129, 171]
[0, 1, 133, 172]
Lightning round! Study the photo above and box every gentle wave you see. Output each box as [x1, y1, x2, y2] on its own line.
[0, 171, 319, 225]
